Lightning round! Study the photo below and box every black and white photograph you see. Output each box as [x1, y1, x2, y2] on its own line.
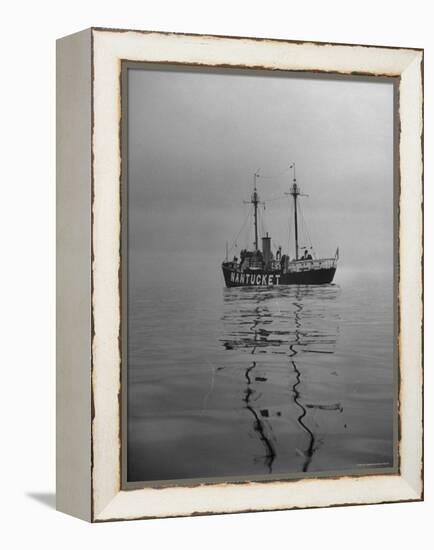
[124, 64, 397, 484]
[1, 0, 429, 542]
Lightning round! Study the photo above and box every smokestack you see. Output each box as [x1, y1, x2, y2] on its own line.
[262, 233, 271, 266]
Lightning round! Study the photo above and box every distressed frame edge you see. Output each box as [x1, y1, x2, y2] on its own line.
[95, 478, 421, 523]
[90, 29, 423, 522]
[396, 52, 424, 500]
[56, 27, 93, 522]
[91, 25, 424, 54]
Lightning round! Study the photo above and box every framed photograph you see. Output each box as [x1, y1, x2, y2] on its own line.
[56, 28, 423, 522]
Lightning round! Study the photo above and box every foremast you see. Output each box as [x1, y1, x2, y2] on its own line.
[244, 171, 263, 251]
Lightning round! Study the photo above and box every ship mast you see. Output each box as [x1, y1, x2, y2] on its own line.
[245, 171, 262, 251]
[253, 172, 259, 251]
[286, 163, 307, 261]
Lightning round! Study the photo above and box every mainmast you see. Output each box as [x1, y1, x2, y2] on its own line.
[253, 172, 259, 251]
[286, 163, 306, 261]
[290, 183, 300, 260]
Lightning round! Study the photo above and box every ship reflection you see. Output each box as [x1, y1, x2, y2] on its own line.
[290, 299, 315, 472]
[220, 284, 341, 474]
[243, 358, 276, 473]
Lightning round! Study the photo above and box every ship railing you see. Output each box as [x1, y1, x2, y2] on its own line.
[287, 257, 337, 272]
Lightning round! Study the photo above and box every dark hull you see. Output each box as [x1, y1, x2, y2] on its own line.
[222, 265, 336, 288]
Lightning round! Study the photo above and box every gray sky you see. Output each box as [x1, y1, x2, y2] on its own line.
[128, 67, 394, 284]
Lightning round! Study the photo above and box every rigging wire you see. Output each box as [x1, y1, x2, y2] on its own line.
[299, 204, 316, 259]
[260, 194, 287, 202]
[287, 197, 294, 258]
[228, 163, 315, 260]
[228, 206, 251, 254]
[259, 206, 267, 238]
[303, 204, 319, 258]
[256, 163, 294, 179]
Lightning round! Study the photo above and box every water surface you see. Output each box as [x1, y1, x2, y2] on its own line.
[127, 273, 395, 482]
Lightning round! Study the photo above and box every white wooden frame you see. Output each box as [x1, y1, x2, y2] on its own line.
[56, 27, 423, 522]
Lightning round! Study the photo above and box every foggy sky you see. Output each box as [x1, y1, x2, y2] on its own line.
[128, 67, 394, 284]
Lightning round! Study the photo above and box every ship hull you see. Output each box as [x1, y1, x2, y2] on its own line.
[222, 264, 336, 288]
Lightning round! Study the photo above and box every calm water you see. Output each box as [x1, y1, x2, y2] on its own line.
[127, 273, 395, 482]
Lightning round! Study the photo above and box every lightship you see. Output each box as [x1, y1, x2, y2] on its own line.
[222, 164, 338, 288]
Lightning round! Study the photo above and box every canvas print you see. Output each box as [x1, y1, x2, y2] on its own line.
[124, 65, 397, 484]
